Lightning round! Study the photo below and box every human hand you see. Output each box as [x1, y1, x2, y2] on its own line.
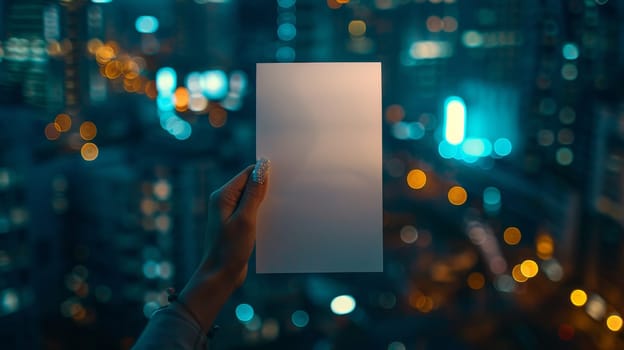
[177, 159, 270, 332]
[203, 158, 271, 286]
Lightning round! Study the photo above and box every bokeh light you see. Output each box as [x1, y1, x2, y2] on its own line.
[399, 225, 418, 244]
[277, 23, 297, 41]
[444, 97, 466, 145]
[512, 264, 528, 282]
[447, 186, 467, 206]
[519, 259, 538, 278]
[235, 303, 254, 323]
[570, 289, 588, 307]
[536, 234, 554, 259]
[208, 107, 227, 128]
[45, 123, 61, 140]
[406, 169, 427, 190]
[503, 226, 521, 245]
[80, 143, 99, 161]
[348, 20, 366, 37]
[79, 121, 97, 141]
[606, 314, 623, 332]
[55, 113, 72, 132]
[135, 16, 159, 34]
[467, 272, 485, 290]
[330, 295, 356, 315]
[200, 70, 228, 100]
[291, 310, 310, 328]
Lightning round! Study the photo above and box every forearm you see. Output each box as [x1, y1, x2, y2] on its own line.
[133, 266, 239, 350]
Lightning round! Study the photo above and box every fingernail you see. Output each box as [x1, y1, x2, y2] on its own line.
[252, 158, 270, 184]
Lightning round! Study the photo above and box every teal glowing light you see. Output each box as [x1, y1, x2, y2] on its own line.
[135, 16, 159, 34]
[392, 122, 410, 140]
[408, 122, 425, 140]
[483, 187, 501, 206]
[156, 67, 176, 95]
[438, 140, 458, 159]
[277, 23, 296, 41]
[462, 138, 492, 157]
[235, 303, 254, 323]
[156, 95, 174, 111]
[562, 43, 579, 60]
[276, 46, 296, 62]
[494, 138, 512, 156]
[291, 310, 310, 327]
[200, 70, 228, 100]
[444, 96, 466, 145]
[278, 0, 296, 8]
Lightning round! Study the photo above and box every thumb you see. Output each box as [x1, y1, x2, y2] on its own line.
[236, 158, 270, 219]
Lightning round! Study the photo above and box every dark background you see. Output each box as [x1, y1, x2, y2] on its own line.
[1, 0, 624, 349]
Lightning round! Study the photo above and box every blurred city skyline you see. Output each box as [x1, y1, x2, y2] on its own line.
[1, 0, 623, 349]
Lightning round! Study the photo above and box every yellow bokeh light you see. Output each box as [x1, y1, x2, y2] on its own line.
[606, 314, 623, 332]
[79, 121, 97, 141]
[122, 60, 140, 79]
[348, 20, 366, 37]
[520, 259, 539, 278]
[47, 40, 62, 56]
[503, 226, 522, 245]
[104, 60, 122, 79]
[336, 0, 350, 3]
[174, 87, 190, 111]
[55, 114, 72, 132]
[406, 169, 427, 190]
[95, 45, 115, 65]
[570, 289, 587, 307]
[512, 264, 528, 282]
[80, 143, 99, 161]
[536, 234, 554, 259]
[467, 272, 485, 290]
[87, 38, 103, 55]
[44, 123, 61, 141]
[448, 186, 467, 206]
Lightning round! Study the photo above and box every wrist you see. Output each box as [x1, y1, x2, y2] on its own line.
[177, 267, 239, 332]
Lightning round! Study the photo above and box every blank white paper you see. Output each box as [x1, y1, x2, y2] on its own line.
[256, 62, 382, 273]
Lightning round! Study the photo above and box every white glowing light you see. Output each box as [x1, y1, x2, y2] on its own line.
[444, 96, 466, 145]
[330, 295, 356, 315]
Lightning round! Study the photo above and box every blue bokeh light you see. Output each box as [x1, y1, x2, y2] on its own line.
[276, 46, 295, 62]
[135, 16, 159, 34]
[408, 122, 425, 140]
[278, 23, 297, 41]
[562, 43, 579, 60]
[291, 310, 310, 327]
[392, 122, 410, 140]
[235, 303, 254, 323]
[494, 138, 512, 156]
[200, 70, 228, 100]
[278, 0, 296, 9]
[438, 140, 458, 159]
[483, 187, 501, 206]
[156, 95, 174, 111]
[156, 67, 176, 95]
